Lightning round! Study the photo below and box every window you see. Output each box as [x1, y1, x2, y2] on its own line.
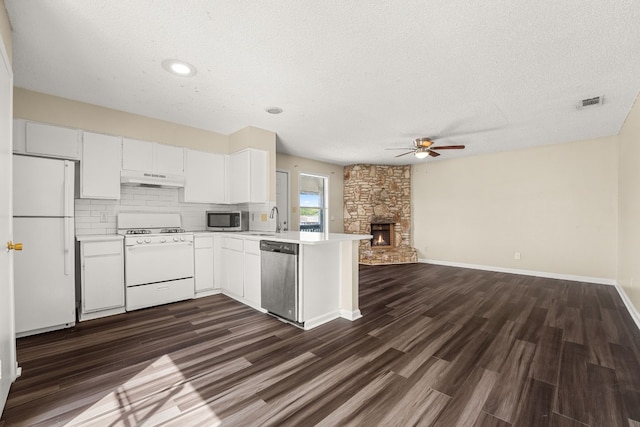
[299, 173, 328, 232]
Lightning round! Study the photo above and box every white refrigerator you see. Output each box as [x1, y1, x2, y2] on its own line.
[13, 155, 76, 336]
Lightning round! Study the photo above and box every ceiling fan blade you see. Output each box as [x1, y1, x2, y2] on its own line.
[430, 145, 466, 150]
[395, 151, 415, 158]
[428, 150, 441, 157]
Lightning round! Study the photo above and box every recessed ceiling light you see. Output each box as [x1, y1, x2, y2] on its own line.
[265, 107, 283, 114]
[162, 59, 197, 77]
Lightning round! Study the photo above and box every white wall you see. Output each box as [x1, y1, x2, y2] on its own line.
[413, 136, 618, 281]
[618, 95, 640, 311]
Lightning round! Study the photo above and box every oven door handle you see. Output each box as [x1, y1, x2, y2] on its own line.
[125, 242, 193, 250]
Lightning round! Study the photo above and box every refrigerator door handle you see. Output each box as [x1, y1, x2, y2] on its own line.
[63, 161, 74, 217]
[64, 217, 73, 275]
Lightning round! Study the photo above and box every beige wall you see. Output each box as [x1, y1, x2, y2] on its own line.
[0, 0, 10, 63]
[413, 137, 618, 280]
[14, 88, 229, 153]
[618, 95, 640, 310]
[276, 153, 344, 233]
[229, 126, 277, 201]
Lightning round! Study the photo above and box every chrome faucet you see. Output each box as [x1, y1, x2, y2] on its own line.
[269, 206, 281, 233]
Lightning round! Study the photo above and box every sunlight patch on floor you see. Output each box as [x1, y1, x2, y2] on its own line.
[66, 354, 221, 427]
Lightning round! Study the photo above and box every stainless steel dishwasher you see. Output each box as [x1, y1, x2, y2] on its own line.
[260, 240, 300, 324]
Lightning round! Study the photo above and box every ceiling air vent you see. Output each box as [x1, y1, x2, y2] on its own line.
[577, 95, 604, 109]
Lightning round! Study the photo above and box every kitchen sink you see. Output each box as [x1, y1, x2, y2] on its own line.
[245, 232, 276, 237]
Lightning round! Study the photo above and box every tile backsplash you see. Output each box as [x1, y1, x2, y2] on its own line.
[75, 186, 277, 236]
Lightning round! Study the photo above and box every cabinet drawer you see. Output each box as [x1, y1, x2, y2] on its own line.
[222, 237, 243, 251]
[83, 240, 122, 257]
[126, 278, 194, 311]
[194, 236, 213, 249]
[244, 239, 260, 255]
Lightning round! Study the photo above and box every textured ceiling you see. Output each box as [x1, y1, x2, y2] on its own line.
[5, 1, 640, 165]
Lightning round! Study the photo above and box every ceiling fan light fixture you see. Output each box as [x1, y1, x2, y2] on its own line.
[414, 148, 430, 159]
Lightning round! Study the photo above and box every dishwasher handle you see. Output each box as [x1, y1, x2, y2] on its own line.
[260, 240, 299, 255]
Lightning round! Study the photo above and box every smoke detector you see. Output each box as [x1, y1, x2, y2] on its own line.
[576, 95, 604, 110]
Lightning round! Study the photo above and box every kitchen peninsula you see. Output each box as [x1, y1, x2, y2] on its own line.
[194, 230, 371, 329]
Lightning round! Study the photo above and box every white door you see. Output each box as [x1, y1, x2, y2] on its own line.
[0, 36, 16, 412]
[276, 170, 289, 231]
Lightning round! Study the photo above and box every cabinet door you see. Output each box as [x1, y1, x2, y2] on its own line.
[249, 149, 268, 203]
[122, 138, 153, 172]
[244, 252, 261, 307]
[227, 149, 268, 204]
[181, 149, 226, 203]
[82, 242, 124, 312]
[81, 132, 121, 199]
[222, 247, 244, 297]
[227, 150, 250, 204]
[194, 237, 214, 292]
[156, 144, 184, 175]
[25, 121, 80, 160]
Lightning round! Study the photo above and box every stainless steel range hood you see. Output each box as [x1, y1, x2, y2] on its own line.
[120, 170, 185, 188]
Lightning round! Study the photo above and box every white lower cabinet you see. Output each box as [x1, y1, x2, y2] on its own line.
[78, 238, 125, 321]
[222, 237, 244, 297]
[243, 240, 261, 308]
[220, 236, 262, 310]
[194, 235, 216, 296]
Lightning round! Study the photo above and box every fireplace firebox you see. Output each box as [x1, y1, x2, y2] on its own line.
[371, 222, 394, 247]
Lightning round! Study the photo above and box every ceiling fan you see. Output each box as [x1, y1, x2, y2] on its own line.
[387, 137, 465, 159]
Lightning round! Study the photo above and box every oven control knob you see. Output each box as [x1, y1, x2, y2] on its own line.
[180, 236, 185, 242]
[144, 238, 151, 244]
[173, 237, 179, 242]
[161, 237, 166, 243]
[136, 239, 143, 244]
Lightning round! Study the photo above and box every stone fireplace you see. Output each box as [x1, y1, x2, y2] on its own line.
[343, 164, 418, 265]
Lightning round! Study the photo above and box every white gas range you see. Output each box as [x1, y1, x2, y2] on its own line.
[117, 212, 194, 311]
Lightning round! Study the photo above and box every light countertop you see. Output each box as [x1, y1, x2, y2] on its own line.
[192, 230, 372, 245]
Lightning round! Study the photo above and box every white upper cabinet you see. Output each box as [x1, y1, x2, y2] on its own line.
[81, 132, 122, 199]
[122, 138, 153, 172]
[122, 138, 184, 175]
[227, 148, 268, 204]
[13, 119, 80, 160]
[155, 143, 184, 176]
[180, 149, 226, 203]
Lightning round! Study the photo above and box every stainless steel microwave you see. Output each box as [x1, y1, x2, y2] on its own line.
[206, 211, 249, 232]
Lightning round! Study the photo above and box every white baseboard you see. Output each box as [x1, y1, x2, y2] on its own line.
[340, 309, 362, 321]
[614, 283, 640, 332]
[304, 311, 341, 330]
[420, 258, 616, 286]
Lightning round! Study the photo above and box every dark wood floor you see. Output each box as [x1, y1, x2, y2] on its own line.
[2, 263, 640, 426]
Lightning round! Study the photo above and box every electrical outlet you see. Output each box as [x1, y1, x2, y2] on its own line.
[99, 212, 108, 223]
[261, 213, 268, 222]
[514, 252, 521, 260]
